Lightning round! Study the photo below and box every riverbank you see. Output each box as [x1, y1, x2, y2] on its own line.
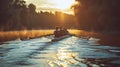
[1, 33, 120, 67]
[71, 30, 120, 47]
[0, 30, 53, 43]
[0, 30, 120, 47]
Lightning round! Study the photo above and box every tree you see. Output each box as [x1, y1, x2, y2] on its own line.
[73, 0, 120, 32]
[11, 0, 27, 30]
[28, 3, 36, 14]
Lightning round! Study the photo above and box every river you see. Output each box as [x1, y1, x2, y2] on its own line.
[0, 35, 120, 67]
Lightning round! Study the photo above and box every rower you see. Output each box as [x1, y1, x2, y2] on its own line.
[63, 28, 69, 35]
[54, 27, 60, 37]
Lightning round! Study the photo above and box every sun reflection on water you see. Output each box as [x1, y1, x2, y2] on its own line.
[55, 46, 78, 66]
[46, 43, 79, 67]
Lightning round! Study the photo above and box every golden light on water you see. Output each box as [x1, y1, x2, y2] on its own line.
[47, 44, 78, 67]
[57, 46, 78, 60]
[57, 50, 69, 60]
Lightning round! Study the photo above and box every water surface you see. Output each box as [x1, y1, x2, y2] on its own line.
[0, 35, 120, 67]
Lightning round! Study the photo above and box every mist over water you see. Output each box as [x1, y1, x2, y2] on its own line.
[0, 0, 120, 67]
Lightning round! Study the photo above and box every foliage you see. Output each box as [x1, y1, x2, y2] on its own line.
[73, 0, 120, 32]
[0, 30, 53, 42]
[0, 0, 78, 31]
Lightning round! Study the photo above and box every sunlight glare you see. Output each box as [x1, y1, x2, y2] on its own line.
[50, 0, 75, 10]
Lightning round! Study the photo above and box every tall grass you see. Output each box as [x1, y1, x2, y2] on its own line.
[72, 30, 120, 47]
[0, 30, 53, 42]
[70, 30, 120, 46]
[0, 29, 82, 42]
[69, 29, 96, 37]
[0, 29, 120, 46]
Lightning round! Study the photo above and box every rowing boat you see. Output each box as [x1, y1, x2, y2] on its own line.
[51, 34, 72, 42]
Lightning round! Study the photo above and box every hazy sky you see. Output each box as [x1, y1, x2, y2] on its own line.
[25, 0, 76, 14]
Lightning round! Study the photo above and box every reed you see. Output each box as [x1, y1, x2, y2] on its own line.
[0, 30, 53, 42]
[0, 29, 120, 46]
[70, 30, 120, 46]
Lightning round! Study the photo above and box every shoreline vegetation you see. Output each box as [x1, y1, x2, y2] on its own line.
[74, 30, 120, 47]
[0, 29, 120, 47]
[0, 30, 53, 43]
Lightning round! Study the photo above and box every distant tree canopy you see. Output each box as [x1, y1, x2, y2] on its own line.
[0, 0, 12, 25]
[73, 0, 120, 32]
[0, 0, 78, 31]
[28, 3, 36, 14]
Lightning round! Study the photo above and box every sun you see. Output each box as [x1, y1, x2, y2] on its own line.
[50, 0, 75, 10]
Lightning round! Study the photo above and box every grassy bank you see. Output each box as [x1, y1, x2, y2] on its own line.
[0, 29, 80, 42]
[0, 30, 53, 42]
[0, 29, 120, 46]
[70, 30, 120, 46]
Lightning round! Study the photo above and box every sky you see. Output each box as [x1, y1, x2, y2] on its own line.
[25, 0, 76, 15]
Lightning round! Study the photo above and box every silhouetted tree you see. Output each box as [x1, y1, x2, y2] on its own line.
[73, 0, 120, 32]
[12, 0, 27, 30]
[28, 3, 36, 14]
[0, 0, 13, 30]
[0, 0, 78, 31]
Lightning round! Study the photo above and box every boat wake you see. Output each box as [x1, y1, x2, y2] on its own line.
[0, 35, 120, 67]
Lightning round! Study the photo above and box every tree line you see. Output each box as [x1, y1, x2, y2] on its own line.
[0, 0, 78, 31]
[73, 0, 120, 32]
